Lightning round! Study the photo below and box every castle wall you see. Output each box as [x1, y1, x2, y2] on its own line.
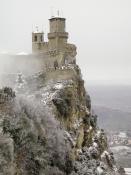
[44, 67, 78, 83]
[32, 41, 77, 67]
[48, 38, 57, 50]
[32, 42, 49, 53]
[49, 18, 65, 33]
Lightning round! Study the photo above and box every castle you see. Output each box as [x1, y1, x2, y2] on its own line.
[0, 16, 78, 87]
[32, 16, 77, 67]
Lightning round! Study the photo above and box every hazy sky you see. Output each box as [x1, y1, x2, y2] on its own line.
[0, 0, 131, 84]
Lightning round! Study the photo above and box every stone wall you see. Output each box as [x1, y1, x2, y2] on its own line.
[45, 67, 78, 83]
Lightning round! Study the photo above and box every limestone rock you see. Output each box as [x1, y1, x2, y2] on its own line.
[0, 65, 122, 174]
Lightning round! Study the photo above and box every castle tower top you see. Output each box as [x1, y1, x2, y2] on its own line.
[32, 31, 44, 43]
[32, 16, 77, 60]
[48, 17, 68, 50]
[49, 17, 66, 33]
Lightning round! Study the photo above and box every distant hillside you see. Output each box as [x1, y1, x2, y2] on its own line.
[93, 105, 131, 132]
[87, 85, 131, 113]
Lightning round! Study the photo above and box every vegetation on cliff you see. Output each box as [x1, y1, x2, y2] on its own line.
[0, 65, 124, 175]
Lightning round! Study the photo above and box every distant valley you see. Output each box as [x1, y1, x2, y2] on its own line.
[87, 84, 131, 131]
[93, 105, 131, 132]
[87, 84, 131, 168]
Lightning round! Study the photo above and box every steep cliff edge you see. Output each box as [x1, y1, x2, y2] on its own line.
[0, 65, 124, 175]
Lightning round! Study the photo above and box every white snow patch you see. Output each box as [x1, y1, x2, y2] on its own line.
[86, 126, 92, 133]
[16, 52, 29, 55]
[96, 166, 104, 175]
[125, 168, 131, 175]
[85, 107, 90, 115]
[96, 130, 101, 138]
[101, 150, 110, 159]
[73, 118, 83, 129]
[93, 142, 98, 148]
[76, 149, 82, 154]
[42, 92, 50, 98]
[118, 132, 127, 138]
[64, 131, 76, 147]
[54, 83, 63, 90]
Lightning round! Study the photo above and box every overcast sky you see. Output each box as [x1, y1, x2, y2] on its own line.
[0, 0, 131, 84]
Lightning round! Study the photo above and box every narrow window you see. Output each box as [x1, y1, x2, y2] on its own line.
[41, 35, 43, 42]
[35, 35, 37, 42]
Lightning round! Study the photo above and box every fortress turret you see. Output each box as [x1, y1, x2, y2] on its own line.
[32, 28, 44, 52]
[48, 17, 68, 50]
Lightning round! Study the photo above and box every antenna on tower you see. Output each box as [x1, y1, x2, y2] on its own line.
[35, 26, 39, 32]
[61, 9, 64, 17]
[57, 10, 60, 17]
[50, 6, 54, 18]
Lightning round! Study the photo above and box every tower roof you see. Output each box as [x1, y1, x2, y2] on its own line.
[32, 31, 44, 34]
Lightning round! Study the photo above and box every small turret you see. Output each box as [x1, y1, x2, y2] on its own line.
[32, 27, 44, 52]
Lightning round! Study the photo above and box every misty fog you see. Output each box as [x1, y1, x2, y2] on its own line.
[0, 53, 47, 87]
[0, 0, 131, 84]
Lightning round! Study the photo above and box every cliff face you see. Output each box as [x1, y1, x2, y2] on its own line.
[0, 65, 124, 175]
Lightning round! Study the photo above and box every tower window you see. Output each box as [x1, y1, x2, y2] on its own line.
[41, 35, 43, 42]
[34, 35, 37, 42]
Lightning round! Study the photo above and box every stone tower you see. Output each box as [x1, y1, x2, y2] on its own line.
[48, 17, 68, 51]
[32, 16, 77, 66]
[32, 29, 44, 52]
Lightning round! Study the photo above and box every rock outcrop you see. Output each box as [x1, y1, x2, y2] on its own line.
[0, 64, 124, 175]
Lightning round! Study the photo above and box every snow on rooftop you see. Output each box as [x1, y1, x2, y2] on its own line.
[16, 52, 29, 55]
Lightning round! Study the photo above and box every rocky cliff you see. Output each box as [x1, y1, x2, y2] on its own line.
[0, 64, 124, 175]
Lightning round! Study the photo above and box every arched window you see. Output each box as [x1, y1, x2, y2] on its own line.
[34, 35, 37, 42]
